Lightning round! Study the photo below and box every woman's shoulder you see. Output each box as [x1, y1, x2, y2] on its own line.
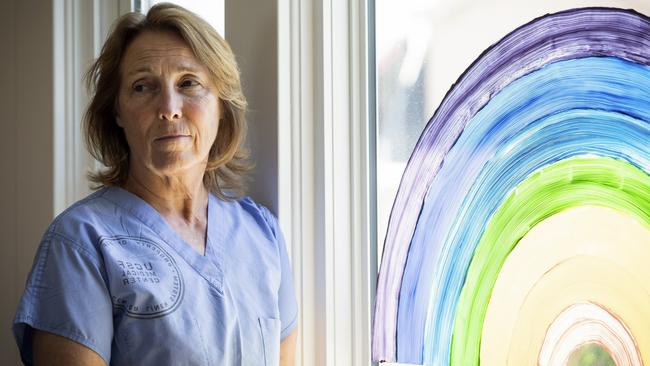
[238, 196, 276, 220]
[211, 194, 281, 239]
[45, 187, 123, 249]
[51, 187, 112, 223]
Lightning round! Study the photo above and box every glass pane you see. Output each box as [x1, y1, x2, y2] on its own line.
[375, 0, 436, 265]
[374, 1, 650, 366]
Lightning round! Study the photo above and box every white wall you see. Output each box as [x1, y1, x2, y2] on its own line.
[0, 1, 54, 364]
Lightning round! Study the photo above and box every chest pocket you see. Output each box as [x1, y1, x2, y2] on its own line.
[259, 317, 281, 366]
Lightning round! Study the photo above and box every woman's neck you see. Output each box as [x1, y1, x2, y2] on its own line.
[123, 166, 208, 224]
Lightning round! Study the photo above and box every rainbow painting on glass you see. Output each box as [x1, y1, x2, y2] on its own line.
[373, 7, 650, 366]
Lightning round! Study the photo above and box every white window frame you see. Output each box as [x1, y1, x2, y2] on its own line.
[53, 0, 132, 215]
[278, 0, 377, 364]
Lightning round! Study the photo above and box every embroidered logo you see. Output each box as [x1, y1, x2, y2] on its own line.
[101, 236, 185, 318]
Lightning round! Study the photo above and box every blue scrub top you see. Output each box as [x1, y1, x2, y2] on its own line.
[13, 187, 298, 366]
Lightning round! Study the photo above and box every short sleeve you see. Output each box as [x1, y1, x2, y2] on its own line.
[13, 231, 114, 365]
[261, 209, 299, 340]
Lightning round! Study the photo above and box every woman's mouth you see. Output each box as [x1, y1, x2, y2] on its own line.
[155, 134, 190, 141]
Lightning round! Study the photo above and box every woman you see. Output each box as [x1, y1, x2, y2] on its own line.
[12, 3, 297, 365]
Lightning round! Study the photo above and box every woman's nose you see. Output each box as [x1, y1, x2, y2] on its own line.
[158, 86, 182, 121]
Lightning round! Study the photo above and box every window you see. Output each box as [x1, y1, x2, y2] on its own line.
[373, 1, 650, 366]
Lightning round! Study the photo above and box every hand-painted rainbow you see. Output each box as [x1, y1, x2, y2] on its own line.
[373, 7, 650, 365]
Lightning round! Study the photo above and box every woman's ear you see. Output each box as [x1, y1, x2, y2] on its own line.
[115, 115, 123, 127]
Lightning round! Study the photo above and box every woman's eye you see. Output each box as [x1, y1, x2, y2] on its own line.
[132, 83, 149, 92]
[180, 79, 200, 88]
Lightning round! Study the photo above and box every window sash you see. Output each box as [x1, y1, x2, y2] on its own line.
[278, 0, 377, 364]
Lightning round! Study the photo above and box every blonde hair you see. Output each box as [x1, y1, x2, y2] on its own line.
[84, 2, 251, 200]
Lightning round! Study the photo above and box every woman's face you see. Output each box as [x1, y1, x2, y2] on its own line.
[116, 30, 221, 179]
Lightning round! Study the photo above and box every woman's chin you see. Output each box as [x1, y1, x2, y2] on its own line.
[147, 153, 201, 176]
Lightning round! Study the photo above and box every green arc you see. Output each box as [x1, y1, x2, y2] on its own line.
[451, 156, 650, 364]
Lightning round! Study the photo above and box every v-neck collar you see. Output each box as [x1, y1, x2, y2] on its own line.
[101, 186, 225, 293]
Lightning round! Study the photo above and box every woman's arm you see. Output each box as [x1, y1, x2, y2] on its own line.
[280, 328, 298, 366]
[33, 330, 107, 366]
